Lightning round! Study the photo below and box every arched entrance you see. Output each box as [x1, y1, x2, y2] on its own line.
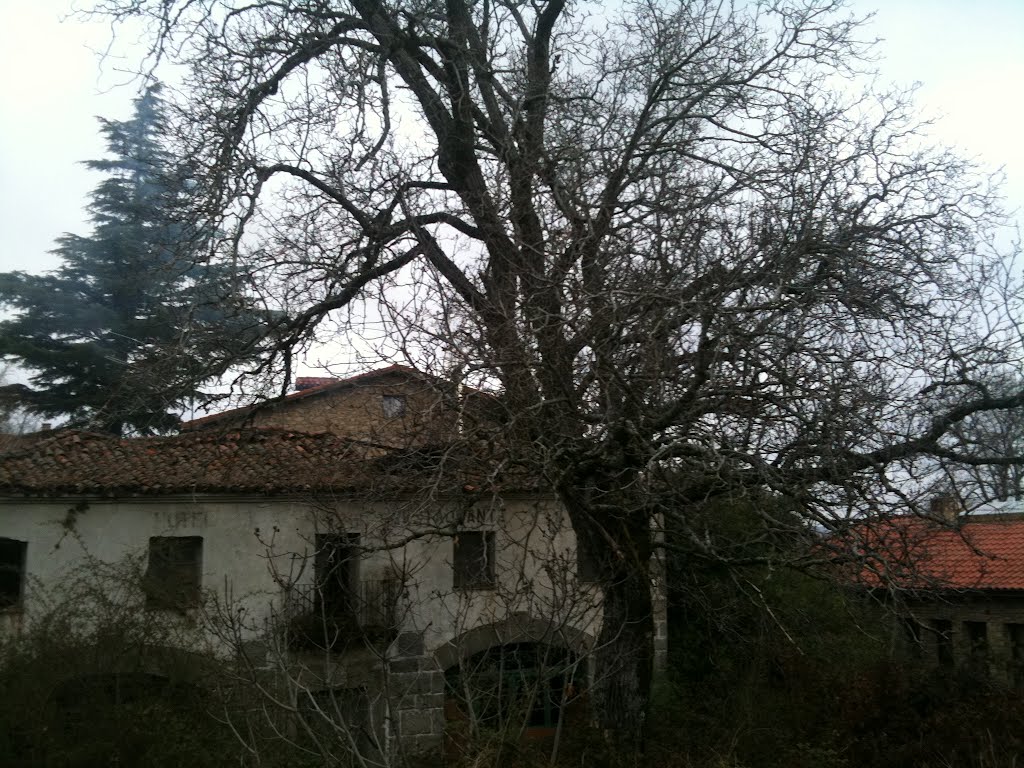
[445, 642, 583, 732]
[436, 615, 593, 748]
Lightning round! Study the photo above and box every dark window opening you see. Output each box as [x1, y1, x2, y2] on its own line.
[382, 395, 407, 418]
[965, 620, 989, 675]
[903, 618, 923, 658]
[445, 643, 581, 731]
[1008, 623, 1024, 688]
[931, 619, 954, 667]
[144, 537, 202, 609]
[454, 531, 495, 589]
[966, 621, 988, 652]
[0, 538, 26, 610]
[315, 534, 360, 617]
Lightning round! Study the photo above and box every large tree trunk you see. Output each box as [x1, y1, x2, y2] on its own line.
[566, 488, 655, 751]
[592, 546, 654, 750]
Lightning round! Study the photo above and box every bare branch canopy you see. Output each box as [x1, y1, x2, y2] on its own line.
[85, 0, 1024, 742]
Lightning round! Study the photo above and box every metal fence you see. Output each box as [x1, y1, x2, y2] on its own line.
[283, 578, 400, 634]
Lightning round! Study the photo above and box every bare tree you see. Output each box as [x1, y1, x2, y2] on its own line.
[87, 0, 1024, 745]
[932, 371, 1024, 505]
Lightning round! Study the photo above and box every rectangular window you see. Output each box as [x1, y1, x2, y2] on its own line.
[965, 620, 989, 676]
[966, 621, 988, 654]
[315, 534, 360, 617]
[382, 395, 407, 418]
[0, 538, 27, 610]
[903, 618, 923, 658]
[931, 619, 954, 667]
[144, 537, 202, 610]
[453, 531, 495, 589]
[1008, 623, 1024, 688]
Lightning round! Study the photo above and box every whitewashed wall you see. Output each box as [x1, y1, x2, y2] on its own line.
[0, 493, 603, 659]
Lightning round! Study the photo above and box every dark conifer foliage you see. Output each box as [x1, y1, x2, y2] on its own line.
[0, 85, 252, 435]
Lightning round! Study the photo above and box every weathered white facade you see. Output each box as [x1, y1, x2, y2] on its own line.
[0, 492, 601, 643]
[0, 368, 667, 759]
[0, 484, 657, 756]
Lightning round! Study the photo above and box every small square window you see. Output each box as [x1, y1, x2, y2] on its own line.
[0, 538, 27, 610]
[144, 537, 202, 609]
[453, 532, 495, 589]
[382, 395, 407, 418]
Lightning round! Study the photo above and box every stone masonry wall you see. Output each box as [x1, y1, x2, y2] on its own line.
[906, 594, 1024, 685]
[245, 376, 459, 448]
[387, 632, 445, 756]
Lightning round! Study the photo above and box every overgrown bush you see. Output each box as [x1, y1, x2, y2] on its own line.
[0, 556, 239, 767]
[5, 547, 1024, 768]
[657, 547, 1024, 768]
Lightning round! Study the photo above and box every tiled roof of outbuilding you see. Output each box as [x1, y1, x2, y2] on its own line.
[845, 512, 1024, 592]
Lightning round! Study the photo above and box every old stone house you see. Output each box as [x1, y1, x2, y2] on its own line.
[0, 366, 668, 761]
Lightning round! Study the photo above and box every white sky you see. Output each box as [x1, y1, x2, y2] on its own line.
[0, 0, 1022, 276]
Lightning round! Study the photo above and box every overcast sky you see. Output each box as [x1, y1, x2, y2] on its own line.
[1, 0, 1022, 278]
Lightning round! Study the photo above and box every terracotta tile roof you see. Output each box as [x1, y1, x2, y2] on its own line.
[844, 514, 1024, 592]
[182, 364, 426, 430]
[0, 429, 379, 496]
[0, 428, 537, 498]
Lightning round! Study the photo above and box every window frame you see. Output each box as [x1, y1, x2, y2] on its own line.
[965, 620, 990, 676]
[453, 531, 496, 590]
[314, 533, 360, 617]
[0, 537, 27, 611]
[931, 618, 954, 667]
[144, 536, 203, 610]
[381, 394, 407, 419]
[1008, 623, 1024, 688]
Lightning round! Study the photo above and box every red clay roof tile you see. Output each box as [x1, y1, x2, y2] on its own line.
[846, 514, 1024, 592]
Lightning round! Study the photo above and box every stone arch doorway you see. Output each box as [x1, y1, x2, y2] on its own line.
[436, 615, 593, 748]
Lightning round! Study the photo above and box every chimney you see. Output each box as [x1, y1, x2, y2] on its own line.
[929, 495, 960, 524]
[294, 376, 336, 392]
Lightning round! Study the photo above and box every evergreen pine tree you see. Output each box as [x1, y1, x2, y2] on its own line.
[0, 84, 243, 435]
